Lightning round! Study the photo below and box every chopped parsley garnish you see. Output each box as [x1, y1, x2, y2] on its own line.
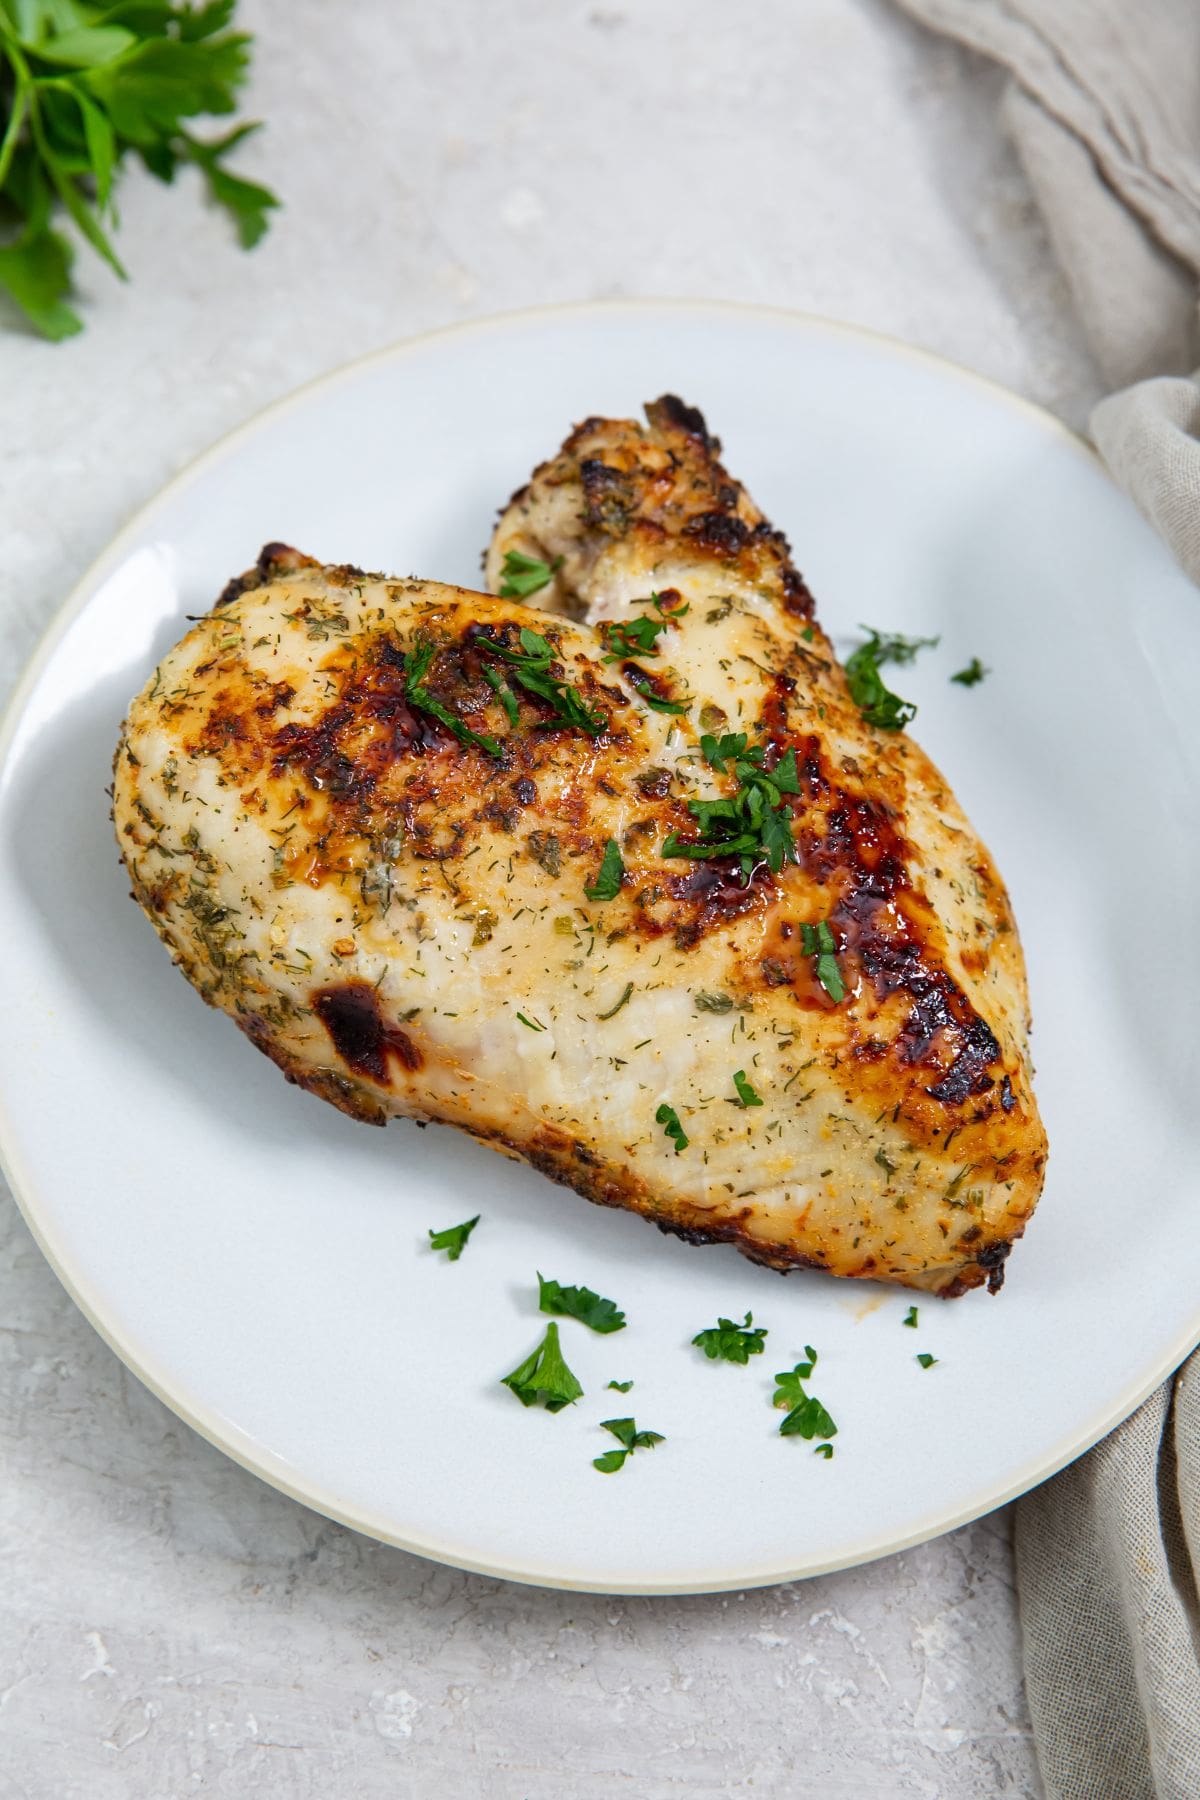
[799, 919, 846, 1003]
[951, 657, 988, 687]
[732, 1069, 763, 1108]
[584, 838, 624, 902]
[427, 1214, 480, 1261]
[773, 1349, 838, 1441]
[623, 664, 690, 715]
[403, 637, 503, 757]
[662, 734, 800, 878]
[692, 1311, 767, 1364]
[606, 1379, 634, 1392]
[501, 1321, 583, 1411]
[693, 991, 734, 1014]
[814, 1443, 834, 1459]
[592, 1415, 664, 1474]
[844, 625, 937, 732]
[596, 980, 634, 1021]
[601, 593, 687, 661]
[515, 1010, 545, 1032]
[859, 627, 940, 666]
[902, 1305, 919, 1329]
[916, 1352, 938, 1370]
[498, 549, 563, 598]
[479, 626, 604, 735]
[537, 1272, 626, 1334]
[655, 1102, 688, 1153]
[481, 662, 519, 723]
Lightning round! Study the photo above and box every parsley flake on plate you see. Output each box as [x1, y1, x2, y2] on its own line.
[501, 1321, 583, 1412]
[773, 1349, 838, 1441]
[606, 1379, 634, 1393]
[951, 657, 988, 687]
[916, 1352, 938, 1370]
[537, 1272, 626, 1334]
[427, 1214, 479, 1261]
[498, 549, 562, 598]
[903, 1305, 919, 1329]
[592, 1416, 665, 1474]
[692, 1310, 767, 1365]
[844, 625, 937, 733]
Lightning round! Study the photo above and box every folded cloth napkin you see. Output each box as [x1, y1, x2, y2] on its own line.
[894, 0, 1200, 585]
[888, 3, 1200, 1796]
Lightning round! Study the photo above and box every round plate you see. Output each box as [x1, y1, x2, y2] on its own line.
[3, 302, 1198, 1594]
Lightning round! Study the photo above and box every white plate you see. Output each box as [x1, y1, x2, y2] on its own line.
[3, 302, 1198, 1594]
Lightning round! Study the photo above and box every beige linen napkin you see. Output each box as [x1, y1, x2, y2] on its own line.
[888, 3, 1200, 1796]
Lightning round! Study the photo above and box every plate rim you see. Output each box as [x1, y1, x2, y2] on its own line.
[3, 296, 1194, 1595]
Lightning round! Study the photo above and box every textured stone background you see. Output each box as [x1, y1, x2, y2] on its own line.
[0, 1, 1103, 1792]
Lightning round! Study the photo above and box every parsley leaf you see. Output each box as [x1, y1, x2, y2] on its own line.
[773, 1353, 838, 1440]
[814, 1443, 834, 1459]
[584, 837, 624, 902]
[692, 1311, 767, 1364]
[655, 1102, 688, 1153]
[479, 626, 604, 736]
[732, 1068, 763, 1108]
[498, 549, 563, 598]
[798, 918, 846, 1003]
[592, 1415, 665, 1473]
[606, 1378, 634, 1392]
[916, 1352, 938, 1369]
[623, 664, 690, 715]
[403, 636, 503, 758]
[903, 1305, 919, 1328]
[601, 592, 687, 662]
[0, 2, 277, 338]
[844, 625, 937, 732]
[951, 657, 988, 687]
[537, 1272, 626, 1334]
[427, 1214, 480, 1261]
[663, 733, 799, 879]
[501, 1321, 583, 1411]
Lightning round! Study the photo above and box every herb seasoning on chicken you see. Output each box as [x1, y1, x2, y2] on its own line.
[112, 399, 1046, 1296]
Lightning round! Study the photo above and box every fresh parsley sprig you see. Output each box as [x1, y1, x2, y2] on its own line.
[428, 1214, 480, 1261]
[692, 1310, 767, 1365]
[500, 1321, 583, 1412]
[0, 0, 277, 339]
[592, 1415, 664, 1474]
[537, 1272, 626, 1334]
[498, 549, 562, 598]
[732, 1068, 763, 1108]
[773, 1348, 838, 1445]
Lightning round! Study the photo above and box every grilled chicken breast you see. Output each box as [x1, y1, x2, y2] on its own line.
[113, 397, 1046, 1296]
